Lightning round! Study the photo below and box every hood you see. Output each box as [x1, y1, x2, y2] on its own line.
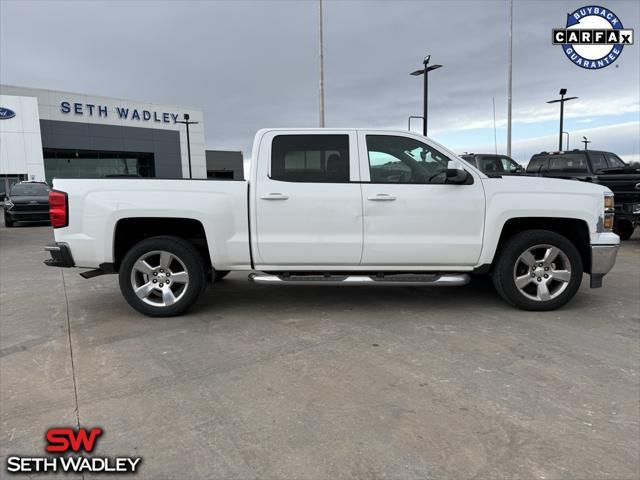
[484, 174, 611, 196]
[595, 167, 640, 175]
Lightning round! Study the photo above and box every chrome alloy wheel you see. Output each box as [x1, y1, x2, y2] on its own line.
[513, 244, 572, 302]
[130, 250, 189, 307]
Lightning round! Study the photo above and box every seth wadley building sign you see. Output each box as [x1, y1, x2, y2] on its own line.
[0, 84, 207, 183]
[60, 101, 183, 124]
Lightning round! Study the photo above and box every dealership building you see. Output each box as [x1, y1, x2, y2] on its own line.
[0, 85, 243, 192]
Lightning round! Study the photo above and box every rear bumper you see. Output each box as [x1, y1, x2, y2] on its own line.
[589, 244, 619, 288]
[44, 243, 75, 268]
[6, 210, 50, 222]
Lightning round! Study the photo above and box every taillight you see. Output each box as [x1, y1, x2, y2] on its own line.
[49, 190, 68, 228]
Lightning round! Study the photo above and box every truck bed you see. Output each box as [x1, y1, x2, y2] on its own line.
[52, 178, 252, 269]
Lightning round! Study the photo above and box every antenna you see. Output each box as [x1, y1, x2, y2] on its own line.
[492, 97, 498, 154]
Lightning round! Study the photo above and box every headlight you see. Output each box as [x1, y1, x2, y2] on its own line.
[603, 193, 614, 231]
[3, 199, 13, 209]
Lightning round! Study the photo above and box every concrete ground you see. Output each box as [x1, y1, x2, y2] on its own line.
[1, 218, 639, 480]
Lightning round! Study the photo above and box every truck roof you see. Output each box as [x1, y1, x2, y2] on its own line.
[532, 149, 616, 156]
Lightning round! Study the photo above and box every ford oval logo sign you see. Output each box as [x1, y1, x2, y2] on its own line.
[0, 107, 16, 120]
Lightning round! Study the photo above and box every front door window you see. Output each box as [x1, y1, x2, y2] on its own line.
[366, 135, 451, 184]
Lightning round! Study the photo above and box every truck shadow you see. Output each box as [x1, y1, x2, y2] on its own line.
[194, 274, 593, 317]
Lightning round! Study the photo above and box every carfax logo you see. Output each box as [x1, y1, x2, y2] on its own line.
[553, 5, 634, 69]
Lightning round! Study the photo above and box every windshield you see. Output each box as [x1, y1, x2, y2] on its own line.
[10, 183, 50, 196]
[606, 155, 627, 168]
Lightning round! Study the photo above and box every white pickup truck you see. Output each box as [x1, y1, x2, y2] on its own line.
[44, 129, 619, 317]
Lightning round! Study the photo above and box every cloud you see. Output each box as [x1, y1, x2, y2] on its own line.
[1, 0, 638, 159]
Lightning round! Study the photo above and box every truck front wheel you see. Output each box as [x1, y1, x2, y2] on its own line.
[4, 212, 14, 228]
[119, 236, 206, 317]
[492, 230, 583, 311]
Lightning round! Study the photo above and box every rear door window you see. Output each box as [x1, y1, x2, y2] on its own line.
[271, 134, 350, 183]
[589, 153, 608, 172]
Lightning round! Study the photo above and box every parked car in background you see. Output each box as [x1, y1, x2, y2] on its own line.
[3, 181, 51, 227]
[527, 150, 640, 240]
[460, 153, 524, 176]
[44, 129, 619, 317]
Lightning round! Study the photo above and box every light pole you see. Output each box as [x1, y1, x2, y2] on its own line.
[318, 0, 325, 127]
[175, 113, 199, 179]
[547, 88, 578, 151]
[507, 0, 513, 156]
[582, 136, 591, 150]
[410, 55, 442, 137]
[563, 131, 570, 150]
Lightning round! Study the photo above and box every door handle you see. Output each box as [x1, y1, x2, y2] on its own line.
[260, 193, 289, 200]
[367, 194, 396, 201]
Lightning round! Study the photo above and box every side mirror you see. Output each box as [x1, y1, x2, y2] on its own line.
[446, 161, 469, 184]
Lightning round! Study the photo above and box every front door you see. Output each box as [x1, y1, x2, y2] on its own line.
[357, 132, 485, 268]
[254, 131, 363, 267]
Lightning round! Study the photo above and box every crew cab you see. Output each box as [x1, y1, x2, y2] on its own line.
[527, 150, 640, 240]
[44, 129, 619, 317]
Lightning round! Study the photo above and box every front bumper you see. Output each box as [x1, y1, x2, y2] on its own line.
[44, 242, 75, 268]
[615, 203, 640, 222]
[590, 244, 619, 288]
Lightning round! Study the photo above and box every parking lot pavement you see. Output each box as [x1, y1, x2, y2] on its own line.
[1, 219, 639, 480]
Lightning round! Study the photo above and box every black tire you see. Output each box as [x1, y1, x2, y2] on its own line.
[118, 236, 206, 317]
[492, 230, 583, 311]
[614, 220, 634, 241]
[4, 212, 14, 228]
[213, 270, 230, 282]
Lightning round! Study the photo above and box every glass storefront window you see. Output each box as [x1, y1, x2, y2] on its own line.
[43, 149, 155, 185]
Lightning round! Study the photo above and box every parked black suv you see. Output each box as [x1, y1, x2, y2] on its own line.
[3, 181, 51, 227]
[460, 153, 524, 176]
[527, 150, 640, 240]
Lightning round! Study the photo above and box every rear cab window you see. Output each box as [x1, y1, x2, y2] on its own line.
[460, 155, 477, 167]
[526, 156, 549, 173]
[547, 153, 589, 174]
[270, 134, 350, 183]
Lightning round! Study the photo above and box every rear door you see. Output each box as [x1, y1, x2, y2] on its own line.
[254, 130, 363, 267]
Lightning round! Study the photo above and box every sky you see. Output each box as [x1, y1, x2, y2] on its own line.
[1, 0, 639, 168]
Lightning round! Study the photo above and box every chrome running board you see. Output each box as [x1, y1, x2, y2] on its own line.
[248, 273, 470, 287]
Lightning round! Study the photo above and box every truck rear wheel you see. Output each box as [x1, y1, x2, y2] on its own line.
[492, 230, 583, 311]
[119, 236, 206, 317]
